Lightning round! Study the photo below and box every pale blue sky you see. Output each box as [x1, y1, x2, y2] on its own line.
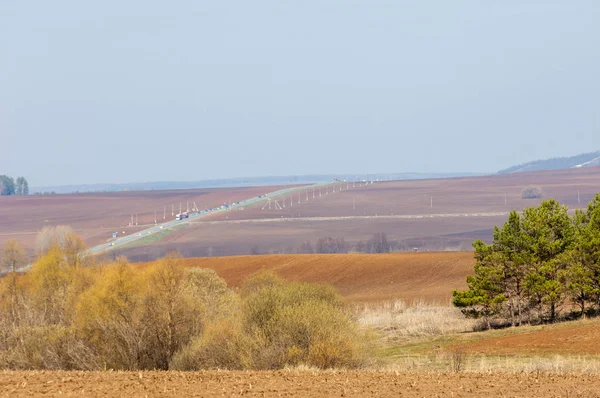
[1, 1, 599, 186]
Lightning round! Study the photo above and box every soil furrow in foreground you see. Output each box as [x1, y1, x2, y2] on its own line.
[1, 370, 598, 397]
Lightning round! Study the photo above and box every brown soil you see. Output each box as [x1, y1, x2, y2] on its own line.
[1, 370, 598, 397]
[119, 214, 507, 260]
[457, 319, 600, 356]
[141, 252, 475, 303]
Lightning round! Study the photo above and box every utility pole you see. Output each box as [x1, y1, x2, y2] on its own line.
[163, 207, 166, 219]
[135, 213, 138, 226]
[179, 202, 182, 214]
[154, 210, 157, 224]
[172, 204, 174, 216]
[430, 196, 433, 208]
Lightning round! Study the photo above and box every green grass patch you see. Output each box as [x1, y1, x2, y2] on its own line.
[119, 224, 188, 250]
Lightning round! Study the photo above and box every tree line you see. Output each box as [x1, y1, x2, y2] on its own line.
[453, 194, 600, 329]
[253, 233, 393, 255]
[0, 175, 29, 196]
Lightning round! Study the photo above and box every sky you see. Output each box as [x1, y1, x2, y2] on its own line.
[1, 1, 600, 186]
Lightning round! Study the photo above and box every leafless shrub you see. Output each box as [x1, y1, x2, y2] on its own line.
[316, 237, 346, 254]
[521, 186, 543, 199]
[35, 225, 74, 255]
[449, 349, 466, 372]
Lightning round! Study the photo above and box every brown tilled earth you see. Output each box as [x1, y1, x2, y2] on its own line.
[1, 370, 599, 397]
[119, 214, 507, 260]
[140, 252, 475, 303]
[456, 319, 600, 356]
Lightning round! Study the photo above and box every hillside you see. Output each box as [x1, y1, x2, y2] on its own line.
[498, 151, 600, 174]
[140, 252, 475, 303]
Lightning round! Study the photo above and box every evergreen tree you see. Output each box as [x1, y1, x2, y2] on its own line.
[452, 240, 507, 329]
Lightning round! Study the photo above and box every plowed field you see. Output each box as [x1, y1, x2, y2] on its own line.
[142, 252, 475, 303]
[207, 167, 600, 222]
[0, 185, 286, 253]
[456, 319, 600, 356]
[116, 167, 600, 260]
[2, 370, 598, 397]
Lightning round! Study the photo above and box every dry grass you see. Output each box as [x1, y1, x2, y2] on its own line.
[357, 299, 478, 339]
[359, 302, 600, 374]
[383, 354, 600, 374]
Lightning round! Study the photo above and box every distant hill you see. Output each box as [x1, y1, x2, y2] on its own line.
[31, 172, 481, 194]
[498, 151, 600, 174]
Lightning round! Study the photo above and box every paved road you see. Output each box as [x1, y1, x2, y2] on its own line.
[88, 182, 334, 255]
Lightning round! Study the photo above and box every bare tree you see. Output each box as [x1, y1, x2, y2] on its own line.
[316, 237, 346, 254]
[35, 225, 75, 255]
[2, 239, 27, 323]
[354, 240, 366, 253]
[367, 232, 390, 253]
[297, 241, 314, 254]
[1, 239, 27, 272]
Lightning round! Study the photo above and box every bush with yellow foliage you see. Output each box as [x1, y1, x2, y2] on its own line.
[0, 236, 370, 370]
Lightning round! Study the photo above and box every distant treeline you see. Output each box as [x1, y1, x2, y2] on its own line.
[0, 175, 28, 196]
[251, 233, 393, 255]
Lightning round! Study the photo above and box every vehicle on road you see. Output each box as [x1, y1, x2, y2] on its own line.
[175, 212, 189, 221]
